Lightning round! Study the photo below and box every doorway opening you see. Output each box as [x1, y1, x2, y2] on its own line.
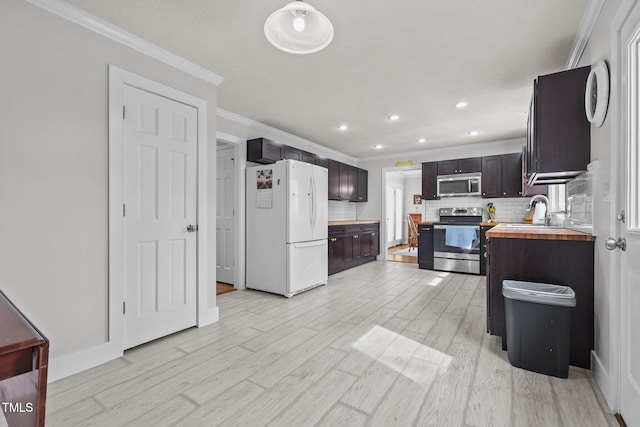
[384, 167, 422, 264]
[216, 142, 236, 292]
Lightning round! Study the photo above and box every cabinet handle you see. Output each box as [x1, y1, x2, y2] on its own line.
[483, 192, 486, 196]
[484, 252, 487, 258]
[372, 233, 376, 236]
[353, 235, 358, 239]
[503, 192, 506, 196]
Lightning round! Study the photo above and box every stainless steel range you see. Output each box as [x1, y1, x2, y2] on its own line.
[433, 207, 483, 275]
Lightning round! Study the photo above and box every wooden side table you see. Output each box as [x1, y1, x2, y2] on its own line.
[0, 291, 49, 427]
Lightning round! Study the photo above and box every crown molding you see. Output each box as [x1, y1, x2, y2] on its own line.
[217, 108, 358, 164]
[566, 0, 605, 69]
[24, 0, 224, 86]
[358, 137, 525, 162]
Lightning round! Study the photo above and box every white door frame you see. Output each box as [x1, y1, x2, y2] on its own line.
[108, 65, 210, 353]
[380, 165, 422, 261]
[216, 131, 247, 289]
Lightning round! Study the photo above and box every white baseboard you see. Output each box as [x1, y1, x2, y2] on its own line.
[48, 341, 122, 383]
[48, 306, 218, 382]
[198, 305, 219, 327]
[592, 350, 615, 412]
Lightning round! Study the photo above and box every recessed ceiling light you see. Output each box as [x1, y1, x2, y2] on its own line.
[418, 138, 427, 143]
[389, 114, 400, 121]
[373, 144, 384, 149]
[456, 101, 468, 109]
[468, 130, 479, 136]
[337, 124, 348, 130]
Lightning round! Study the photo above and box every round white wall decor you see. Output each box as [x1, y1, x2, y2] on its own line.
[585, 60, 610, 127]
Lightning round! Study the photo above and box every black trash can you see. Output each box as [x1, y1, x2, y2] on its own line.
[502, 280, 576, 378]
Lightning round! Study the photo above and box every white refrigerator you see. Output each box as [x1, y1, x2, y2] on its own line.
[246, 159, 328, 297]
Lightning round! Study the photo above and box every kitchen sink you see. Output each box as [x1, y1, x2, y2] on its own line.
[497, 224, 565, 229]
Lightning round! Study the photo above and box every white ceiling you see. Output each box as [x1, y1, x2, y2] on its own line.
[64, 0, 589, 158]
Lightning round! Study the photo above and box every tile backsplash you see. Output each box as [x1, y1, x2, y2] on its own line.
[421, 196, 531, 223]
[328, 200, 357, 221]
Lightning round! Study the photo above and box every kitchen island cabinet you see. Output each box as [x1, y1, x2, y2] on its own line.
[328, 221, 380, 275]
[485, 226, 594, 368]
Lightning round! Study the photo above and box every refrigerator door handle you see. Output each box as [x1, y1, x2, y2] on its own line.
[309, 175, 314, 230]
[311, 174, 317, 229]
[293, 239, 327, 248]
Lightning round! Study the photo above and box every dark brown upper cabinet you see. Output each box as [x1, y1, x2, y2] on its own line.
[438, 157, 482, 175]
[526, 66, 591, 185]
[501, 153, 524, 198]
[315, 156, 330, 169]
[328, 160, 342, 200]
[247, 138, 282, 164]
[340, 163, 356, 201]
[481, 155, 502, 198]
[421, 162, 439, 200]
[282, 146, 302, 161]
[355, 168, 368, 202]
[301, 151, 316, 164]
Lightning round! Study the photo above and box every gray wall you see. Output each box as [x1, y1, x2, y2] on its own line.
[0, 1, 218, 360]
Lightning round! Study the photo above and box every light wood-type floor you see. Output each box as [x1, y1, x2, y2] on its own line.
[40, 262, 617, 427]
[387, 244, 418, 264]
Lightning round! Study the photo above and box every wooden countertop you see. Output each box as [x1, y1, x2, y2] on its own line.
[328, 220, 381, 226]
[418, 221, 435, 225]
[486, 224, 595, 241]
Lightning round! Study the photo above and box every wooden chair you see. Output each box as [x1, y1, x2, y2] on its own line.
[407, 214, 418, 251]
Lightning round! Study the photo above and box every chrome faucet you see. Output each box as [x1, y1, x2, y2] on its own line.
[527, 195, 551, 225]
[527, 194, 550, 210]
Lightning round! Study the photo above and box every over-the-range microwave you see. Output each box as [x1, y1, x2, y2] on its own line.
[437, 172, 482, 197]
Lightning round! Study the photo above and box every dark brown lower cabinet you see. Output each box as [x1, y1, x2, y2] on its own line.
[417, 225, 434, 270]
[329, 224, 379, 275]
[486, 237, 594, 369]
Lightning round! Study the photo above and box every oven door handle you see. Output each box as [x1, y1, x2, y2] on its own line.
[435, 225, 480, 230]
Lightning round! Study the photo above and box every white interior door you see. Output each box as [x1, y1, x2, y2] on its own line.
[123, 85, 197, 349]
[619, 6, 640, 424]
[216, 145, 235, 285]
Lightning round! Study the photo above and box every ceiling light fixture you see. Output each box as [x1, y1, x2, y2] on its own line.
[418, 138, 426, 143]
[389, 114, 400, 121]
[456, 101, 468, 109]
[374, 144, 384, 149]
[468, 130, 479, 136]
[338, 124, 348, 130]
[264, 0, 334, 54]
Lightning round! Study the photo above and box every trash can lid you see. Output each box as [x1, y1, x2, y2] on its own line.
[502, 280, 576, 307]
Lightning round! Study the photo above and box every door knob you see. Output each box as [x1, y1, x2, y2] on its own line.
[605, 237, 626, 251]
[187, 225, 198, 233]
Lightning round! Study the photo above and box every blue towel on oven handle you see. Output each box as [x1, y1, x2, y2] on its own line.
[445, 226, 477, 250]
